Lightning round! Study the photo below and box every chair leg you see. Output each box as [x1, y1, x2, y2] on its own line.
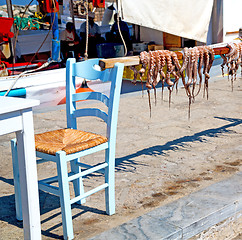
[11, 139, 23, 221]
[104, 148, 115, 215]
[70, 159, 86, 204]
[56, 151, 74, 240]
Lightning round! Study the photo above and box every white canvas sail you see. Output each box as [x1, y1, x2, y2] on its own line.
[118, 0, 214, 43]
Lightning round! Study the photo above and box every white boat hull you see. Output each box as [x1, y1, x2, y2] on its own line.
[0, 68, 111, 110]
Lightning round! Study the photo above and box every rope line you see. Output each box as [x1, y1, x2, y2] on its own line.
[84, 0, 89, 60]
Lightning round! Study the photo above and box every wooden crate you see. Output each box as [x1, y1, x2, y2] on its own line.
[163, 32, 181, 49]
[148, 44, 164, 51]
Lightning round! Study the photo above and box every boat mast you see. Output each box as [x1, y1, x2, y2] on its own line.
[51, 0, 60, 61]
[6, 0, 16, 64]
[69, 0, 76, 29]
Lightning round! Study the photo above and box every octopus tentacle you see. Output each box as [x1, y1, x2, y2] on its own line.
[170, 51, 182, 93]
[152, 51, 160, 105]
[129, 66, 138, 85]
[180, 47, 189, 73]
[191, 47, 199, 99]
[220, 54, 227, 77]
[186, 48, 195, 90]
[180, 47, 191, 97]
[164, 50, 175, 108]
[157, 51, 167, 101]
[146, 51, 153, 117]
[204, 46, 215, 99]
[203, 47, 210, 99]
[164, 51, 175, 86]
[147, 51, 156, 88]
[226, 43, 236, 81]
[139, 51, 149, 96]
[194, 46, 205, 97]
[207, 46, 215, 73]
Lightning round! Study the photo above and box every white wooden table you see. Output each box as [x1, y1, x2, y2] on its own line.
[0, 96, 41, 239]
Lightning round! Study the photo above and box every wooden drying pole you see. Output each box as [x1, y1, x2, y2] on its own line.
[99, 46, 230, 69]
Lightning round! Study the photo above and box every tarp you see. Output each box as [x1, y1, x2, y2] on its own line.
[118, 0, 214, 43]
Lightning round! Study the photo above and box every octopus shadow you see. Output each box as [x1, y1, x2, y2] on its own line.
[115, 116, 242, 169]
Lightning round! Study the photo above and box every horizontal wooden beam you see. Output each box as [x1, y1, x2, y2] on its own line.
[226, 31, 239, 35]
[99, 46, 230, 69]
[99, 56, 140, 69]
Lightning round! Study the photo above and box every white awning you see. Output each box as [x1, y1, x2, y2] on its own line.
[118, 0, 214, 43]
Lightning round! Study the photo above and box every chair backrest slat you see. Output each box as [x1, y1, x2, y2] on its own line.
[73, 108, 108, 123]
[66, 58, 124, 141]
[73, 59, 104, 80]
[72, 92, 109, 107]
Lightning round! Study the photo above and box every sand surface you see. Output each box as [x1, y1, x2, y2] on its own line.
[0, 68, 241, 239]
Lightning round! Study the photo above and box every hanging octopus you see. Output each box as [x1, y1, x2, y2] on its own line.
[170, 51, 182, 93]
[220, 53, 228, 77]
[180, 45, 214, 118]
[136, 45, 217, 119]
[194, 45, 205, 97]
[225, 42, 236, 81]
[234, 43, 242, 77]
[143, 51, 157, 116]
[152, 50, 167, 101]
[220, 42, 242, 91]
[203, 46, 215, 99]
[180, 47, 191, 97]
[139, 51, 149, 81]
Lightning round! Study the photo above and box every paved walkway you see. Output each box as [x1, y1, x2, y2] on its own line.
[90, 172, 242, 240]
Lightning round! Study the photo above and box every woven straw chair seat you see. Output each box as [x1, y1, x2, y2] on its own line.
[35, 128, 108, 155]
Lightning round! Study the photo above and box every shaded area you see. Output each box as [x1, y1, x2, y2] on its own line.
[0, 190, 107, 239]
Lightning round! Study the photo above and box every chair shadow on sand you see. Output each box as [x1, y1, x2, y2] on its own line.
[0, 116, 241, 238]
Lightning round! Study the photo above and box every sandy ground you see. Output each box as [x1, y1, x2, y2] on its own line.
[0, 68, 241, 239]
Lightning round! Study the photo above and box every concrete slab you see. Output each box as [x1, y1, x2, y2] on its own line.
[90, 172, 242, 240]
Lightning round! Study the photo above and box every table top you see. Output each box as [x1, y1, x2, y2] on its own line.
[0, 96, 40, 115]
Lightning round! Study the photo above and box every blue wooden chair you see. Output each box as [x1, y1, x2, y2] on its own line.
[11, 58, 124, 240]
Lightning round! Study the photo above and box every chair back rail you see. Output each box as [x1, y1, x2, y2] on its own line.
[74, 59, 106, 80]
[72, 92, 109, 107]
[73, 108, 108, 123]
[66, 58, 124, 143]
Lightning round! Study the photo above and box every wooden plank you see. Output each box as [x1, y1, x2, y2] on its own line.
[99, 46, 230, 69]
[99, 56, 140, 69]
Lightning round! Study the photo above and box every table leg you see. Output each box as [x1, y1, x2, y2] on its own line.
[16, 108, 41, 240]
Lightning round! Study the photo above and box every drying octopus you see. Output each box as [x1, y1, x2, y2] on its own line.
[129, 45, 216, 119]
[180, 45, 215, 118]
[220, 42, 242, 91]
[132, 49, 182, 116]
